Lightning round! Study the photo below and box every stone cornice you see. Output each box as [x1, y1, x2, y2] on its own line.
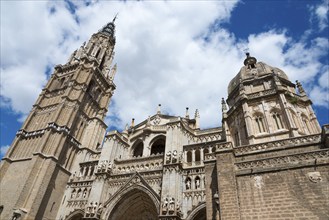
[114, 153, 163, 164]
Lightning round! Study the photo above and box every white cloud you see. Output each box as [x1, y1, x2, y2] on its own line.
[0, 145, 10, 157]
[1, 0, 328, 132]
[310, 0, 328, 31]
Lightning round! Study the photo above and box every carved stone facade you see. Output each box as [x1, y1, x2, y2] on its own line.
[0, 22, 328, 220]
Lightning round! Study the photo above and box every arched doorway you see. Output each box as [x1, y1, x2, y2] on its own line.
[192, 207, 206, 220]
[107, 188, 158, 220]
[65, 210, 84, 220]
[186, 203, 207, 220]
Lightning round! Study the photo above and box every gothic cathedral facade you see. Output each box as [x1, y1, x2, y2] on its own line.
[1, 20, 328, 220]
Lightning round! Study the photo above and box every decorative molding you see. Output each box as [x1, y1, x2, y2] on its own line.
[235, 149, 329, 170]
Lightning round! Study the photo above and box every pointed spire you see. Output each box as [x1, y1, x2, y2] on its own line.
[185, 107, 190, 119]
[99, 16, 117, 37]
[157, 104, 161, 114]
[221, 98, 227, 112]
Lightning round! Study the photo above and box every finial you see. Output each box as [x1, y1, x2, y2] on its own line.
[131, 118, 135, 127]
[194, 109, 200, 118]
[157, 104, 161, 114]
[221, 98, 227, 112]
[296, 80, 306, 95]
[185, 107, 190, 119]
[243, 48, 250, 57]
[112, 13, 118, 23]
[195, 109, 200, 129]
[146, 116, 151, 126]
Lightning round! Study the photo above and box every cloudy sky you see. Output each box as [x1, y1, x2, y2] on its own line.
[1, 0, 328, 157]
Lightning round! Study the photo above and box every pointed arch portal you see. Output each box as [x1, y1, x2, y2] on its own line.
[186, 203, 207, 220]
[107, 188, 158, 220]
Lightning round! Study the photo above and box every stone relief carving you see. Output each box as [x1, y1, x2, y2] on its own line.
[307, 172, 322, 183]
[162, 197, 180, 216]
[96, 160, 112, 173]
[254, 176, 264, 189]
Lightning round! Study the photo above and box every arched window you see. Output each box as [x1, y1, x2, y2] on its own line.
[187, 151, 192, 163]
[77, 189, 82, 198]
[71, 189, 76, 199]
[211, 146, 216, 153]
[254, 113, 266, 133]
[271, 111, 284, 130]
[195, 149, 201, 162]
[95, 48, 101, 58]
[290, 110, 299, 128]
[150, 137, 165, 155]
[301, 115, 311, 134]
[203, 148, 209, 160]
[82, 189, 88, 198]
[84, 167, 89, 177]
[90, 166, 94, 176]
[133, 142, 144, 157]
[234, 131, 240, 146]
[94, 88, 101, 101]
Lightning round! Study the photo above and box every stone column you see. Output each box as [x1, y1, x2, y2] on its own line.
[192, 149, 196, 166]
[200, 148, 204, 164]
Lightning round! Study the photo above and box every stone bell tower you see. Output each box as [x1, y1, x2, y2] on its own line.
[222, 53, 321, 147]
[0, 19, 117, 220]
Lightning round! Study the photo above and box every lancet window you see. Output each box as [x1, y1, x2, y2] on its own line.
[254, 113, 266, 133]
[271, 111, 284, 130]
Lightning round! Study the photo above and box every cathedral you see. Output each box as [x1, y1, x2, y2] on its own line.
[0, 19, 328, 220]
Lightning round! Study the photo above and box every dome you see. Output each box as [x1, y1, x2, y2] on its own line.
[227, 55, 289, 95]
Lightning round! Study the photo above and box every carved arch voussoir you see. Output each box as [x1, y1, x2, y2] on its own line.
[102, 173, 160, 219]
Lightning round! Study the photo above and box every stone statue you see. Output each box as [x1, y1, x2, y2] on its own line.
[166, 151, 171, 163]
[196, 179, 200, 189]
[162, 198, 168, 213]
[169, 197, 175, 211]
[186, 179, 191, 190]
[172, 150, 177, 163]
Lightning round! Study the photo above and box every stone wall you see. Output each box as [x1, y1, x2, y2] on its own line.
[237, 167, 329, 220]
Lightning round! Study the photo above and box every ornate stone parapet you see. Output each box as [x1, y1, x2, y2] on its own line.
[246, 88, 276, 99]
[234, 134, 321, 156]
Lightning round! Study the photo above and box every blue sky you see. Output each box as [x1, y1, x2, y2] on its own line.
[1, 0, 328, 157]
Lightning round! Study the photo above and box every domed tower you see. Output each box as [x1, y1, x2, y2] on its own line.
[222, 53, 321, 146]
